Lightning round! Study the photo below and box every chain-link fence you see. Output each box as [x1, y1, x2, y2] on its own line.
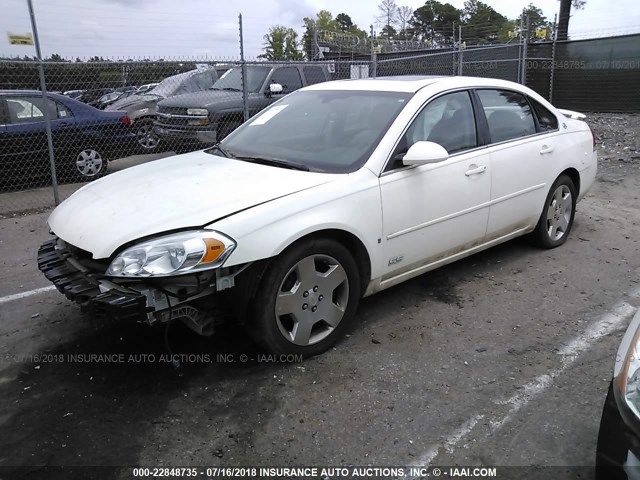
[1, 32, 638, 216]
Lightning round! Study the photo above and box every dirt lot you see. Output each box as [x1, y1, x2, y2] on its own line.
[0, 114, 639, 479]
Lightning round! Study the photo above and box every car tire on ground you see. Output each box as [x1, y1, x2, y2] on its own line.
[531, 174, 577, 248]
[135, 118, 160, 152]
[248, 238, 361, 357]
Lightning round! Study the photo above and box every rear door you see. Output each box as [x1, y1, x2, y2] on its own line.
[476, 89, 560, 240]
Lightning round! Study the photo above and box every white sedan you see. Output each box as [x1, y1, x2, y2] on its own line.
[38, 76, 597, 356]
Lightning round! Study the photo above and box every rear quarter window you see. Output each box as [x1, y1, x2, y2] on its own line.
[529, 97, 559, 132]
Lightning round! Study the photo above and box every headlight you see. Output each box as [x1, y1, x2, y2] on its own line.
[187, 108, 209, 116]
[106, 230, 235, 278]
[616, 309, 640, 417]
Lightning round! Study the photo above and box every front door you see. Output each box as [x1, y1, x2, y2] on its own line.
[379, 90, 491, 285]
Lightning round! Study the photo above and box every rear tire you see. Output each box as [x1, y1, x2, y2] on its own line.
[62, 147, 108, 183]
[135, 118, 160, 152]
[247, 238, 361, 357]
[531, 174, 577, 248]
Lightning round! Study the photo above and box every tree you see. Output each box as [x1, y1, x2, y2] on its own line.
[518, 4, 551, 41]
[302, 10, 367, 59]
[396, 6, 414, 39]
[259, 26, 304, 61]
[411, 1, 461, 44]
[47, 53, 66, 62]
[302, 10, 339, 59]
[557, 0, 586, 40]
[336, 13, 354, 32]
[461, 0, 508, 44]
[380, 25, 397, 39]
[376, 0, 399, 37]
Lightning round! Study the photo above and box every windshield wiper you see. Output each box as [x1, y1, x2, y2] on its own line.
[206, 143, 234, 158]
[234, 155, 310, 171]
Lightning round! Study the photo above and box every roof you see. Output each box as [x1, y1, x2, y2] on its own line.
[306, 75, 526, 93]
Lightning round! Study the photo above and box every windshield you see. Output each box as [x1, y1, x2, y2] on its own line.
[147, 71, 193, 97]
[212, 67, 270, 93]
[216, 89, 412, 173]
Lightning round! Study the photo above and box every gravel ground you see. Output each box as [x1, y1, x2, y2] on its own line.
[589, 113, 640, 178]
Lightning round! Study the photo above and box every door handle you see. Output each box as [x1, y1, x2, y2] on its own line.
[465, 164, 487, 176]
[540, 145, 554, 154]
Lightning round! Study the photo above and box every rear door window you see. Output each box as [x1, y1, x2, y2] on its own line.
[303, 66, 326, 85]
[477, 89, 536, 143]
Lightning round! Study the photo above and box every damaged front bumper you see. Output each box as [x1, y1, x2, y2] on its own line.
[37, 237, 240, 335]
[37, 238, 150, 321]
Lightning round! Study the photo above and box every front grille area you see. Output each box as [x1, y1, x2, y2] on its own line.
[157, 106, 187, 116]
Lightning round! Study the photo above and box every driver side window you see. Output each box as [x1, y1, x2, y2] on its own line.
[388, 90, 477, 171]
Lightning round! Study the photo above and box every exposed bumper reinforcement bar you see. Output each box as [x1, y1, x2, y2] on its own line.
[37, 238, 151, 321]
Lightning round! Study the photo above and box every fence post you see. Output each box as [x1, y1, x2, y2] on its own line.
[452, 24, 457, 76]
[27, 0, 60, 206]
[549, 14, 558, 102]
[457, 25, 463, 76]
[520, 16, 529, 85]
[238, 13, 249, 123]
[370, 25, 377, 78]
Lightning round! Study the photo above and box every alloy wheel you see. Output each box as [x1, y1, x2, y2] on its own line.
[546, 185, 573, 241]
[274, 254, 350, 346]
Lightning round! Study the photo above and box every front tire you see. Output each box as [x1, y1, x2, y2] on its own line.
[532, 174, 577, 248]
[248, 238, 361, 357]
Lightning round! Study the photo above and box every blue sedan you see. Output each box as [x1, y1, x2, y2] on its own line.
[0, 90, 136, 190]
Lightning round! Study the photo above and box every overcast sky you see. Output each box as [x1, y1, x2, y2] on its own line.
[1, 0, 638, 60]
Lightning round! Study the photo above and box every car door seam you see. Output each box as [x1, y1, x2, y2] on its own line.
[387, 183, 546, 240]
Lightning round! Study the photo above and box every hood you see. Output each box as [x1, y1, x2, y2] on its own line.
[48, 151, 336, 259]
[158, 90, 244, 110]
[106, 94, 160, 112]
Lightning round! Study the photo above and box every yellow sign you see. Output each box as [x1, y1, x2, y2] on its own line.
[372, 46, 382, 54]
[535, 28, 548, 39]
[7, 32, 34, 45]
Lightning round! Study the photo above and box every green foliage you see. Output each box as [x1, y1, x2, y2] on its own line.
[461, 0, 508, 44]
[335, 13, 354, 32]
[411, 1, 461, 44]
[259, 26, 304, 60]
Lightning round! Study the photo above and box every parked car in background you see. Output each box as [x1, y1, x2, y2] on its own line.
[596, 307, 640, 479]
[76, 88, 115, 105]
[154, 64, 330, 148]
[38, 76, 596, 357]
[63, 89, 85, 100]
[90, 89, 136, 110]
[135, 83, 159, 95]
[106, 68, 225, 152]
[0, 90, 135, 190]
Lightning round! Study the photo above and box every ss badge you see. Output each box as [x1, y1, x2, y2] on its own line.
[388, 255, 404, 266]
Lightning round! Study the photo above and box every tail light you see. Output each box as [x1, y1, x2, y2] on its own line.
[589, 125, 597, 150]
[119, 116, 131, 125]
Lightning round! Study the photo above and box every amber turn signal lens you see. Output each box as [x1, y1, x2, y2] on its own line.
[201, 238, 225, 263]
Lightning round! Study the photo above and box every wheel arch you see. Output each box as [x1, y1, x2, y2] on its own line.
[276, 228, 372, 296]
[559, 167, 580, 195]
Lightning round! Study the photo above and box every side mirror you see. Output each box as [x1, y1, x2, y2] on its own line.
[266, 83, 283, 97]
[402, 141, 449, 166]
